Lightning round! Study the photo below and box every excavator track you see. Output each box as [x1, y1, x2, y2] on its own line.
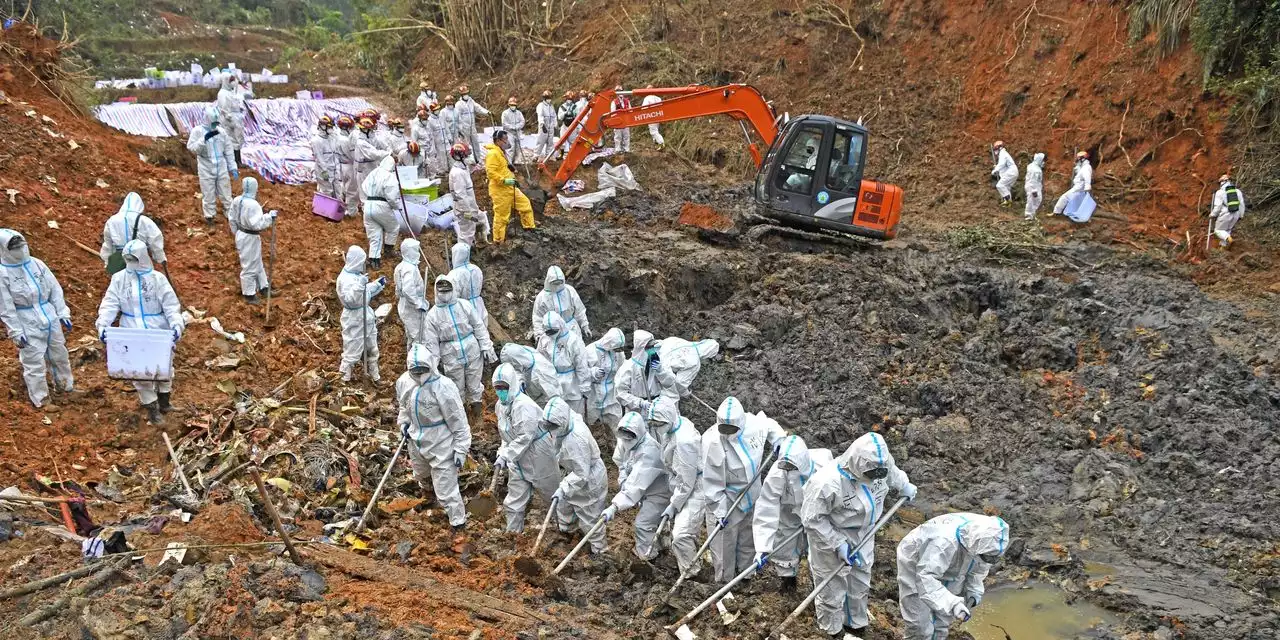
[739, 212, 879, 250]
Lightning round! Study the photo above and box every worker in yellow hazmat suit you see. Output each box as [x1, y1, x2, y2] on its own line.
[483, 130, 536, 243]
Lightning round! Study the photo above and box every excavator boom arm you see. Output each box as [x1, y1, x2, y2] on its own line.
[544, 85, 780, 186]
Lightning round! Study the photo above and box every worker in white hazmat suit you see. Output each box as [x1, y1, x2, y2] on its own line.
[1210, 174, 1247, 247]
[701, 396, 788, 583]
[449, 143, 492, 246]
[535, 91, 558, 160]
[335, 245, 386, 384]
[584, 327, 625, 430]
[990, 140, 1018, 207]
[446, 242, 486, 321]
[100, 192, 166, 274]
[610, 86, 632, 152]
[311, 116, 340, 198]
[216, 73, 251, 164]
[384, 118, 409, 157]
[361, 155, 404, 270]
[454, 85, 489, 164]
[96, 240, 184, 424]
[545, 397, 608, 553]
[394, 238, 430, 348]
[558, 91, 578, 146]
[398, 141, 427, 180]
[602, 411, 672, 560]
[641, 86, 664, 149]
[354, 118, 388, 206]
[897, 513, 1010, 640]
[616, 330, 660, 414]
[531, 266, 591, 339]
[228, 177, 276, 305]
[653, 337, 719, 401]
[493, 363, 561, 532]
[397, 345, 471, 531]
[1052, 151, 1093, 216]
[500, 343, 560, 404]
[1024, 152, 1045, 221]
[752, 435, 833, 592]
[187, 106, 236, 225]
[415, 81, 437, 112]
[501, 97, 526, 164]
[537, 312, 591, 417]
[646, 397, 703, 574]
[425, 104, 450, 177]
[423, 274, 497, 424]
[800, 431, 918, 637]
[335, 116, 359, 215]
[441, 95, 459, 143]
[0, 230, 74, 410]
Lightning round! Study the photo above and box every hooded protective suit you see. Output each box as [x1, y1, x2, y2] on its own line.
[394, 238, 430, 347]
[397, 345, 471, 527]
[95, 240, 184, 406]
[409, 114, 436, 172]
[1024, 153, 1045, 220]
[499, 343, 560, 403]
[537, 312, 591, 415]
[991, 146, 1018, 201]
[606, 411, 671, 559]
[215, 73, 250, 151]
[0, 230, 73, 408]
[398, 146, 426, 180]
[585, 327, 625, 429]
[493, 363, 560, 532]
[800, 432, 915, 634]
[546, 397, 608, 553]
[100, 192, 166, 268]
[531, 266, 590, 339]
[426, 113, 450, 175]
[336, 127, 359, 214]
[610, 94, 632, 152]
[311, 125, 340, 198]
[362, 156, 404, 262]
[416, 88, 437, 112]
[616, 330, 660, 413]
[441, 103, 459, 143]
[897, 513, 1009, 640]
[446, 243, 486, 320]
[654, 337, 719, 400]
[454, 95, 490, 163]
[501, 106, 526, 163]
[753, 435, 833, 578]
[646, 397, 703, 574]
[641, 94, 664, 146]
[449, 159, 491, 246]
[354, 127, 388, 203]
[186, 106, 235, 222]
[535, 98, 558, 159]
[484, 142, 536, 243]
[1053, 156, 1093, 215]
[1211, 180, 1247, 243]
[424, 274, 496, 404]
[229, 177, 273, 297]
[701, 397, 788, 582]
[335, 246, 383, 382]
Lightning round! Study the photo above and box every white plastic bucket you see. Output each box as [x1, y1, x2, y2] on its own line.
[105, 327, 175, 381]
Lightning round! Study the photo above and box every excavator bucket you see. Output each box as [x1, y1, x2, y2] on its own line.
[677, 203, 735, 232]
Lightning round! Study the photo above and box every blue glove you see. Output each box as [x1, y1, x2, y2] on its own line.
[60, 318, 72, 332]
[231, 169, 240, 180]
[13, 335, 29, 349]
[753, 552, 769, 572]
[838, 541, 863, 567]
[172, 329, 180, 343]
[400, 423, 410, 440]
[377, 276, 388, 288]
[601, 505, 618, 522]
[966, 593, 982, 609]
[716, 515, 729, 529]
[98, 331, 106, 344]
[901, 481, 918, 502]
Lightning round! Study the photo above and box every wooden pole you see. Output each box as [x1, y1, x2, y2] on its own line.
[162, 432, 197, 502]
[249, 466, 303, 564]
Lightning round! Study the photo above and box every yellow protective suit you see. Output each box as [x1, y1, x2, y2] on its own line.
[484, 143, 536, 243]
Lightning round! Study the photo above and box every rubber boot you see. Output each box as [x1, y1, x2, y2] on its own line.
[158, 392, 173, 414]
[234, 149, 243, 166]
[369, 257, 381, 270]
[144, 402, 164, 425]
[258, 286, 279, 298]
[244, 293, 261, 305]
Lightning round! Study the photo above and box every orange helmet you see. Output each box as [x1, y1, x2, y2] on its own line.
[407, 141, 420, 155]
[318, 115, 334, 128]
[457, 84, 469, 95]
[449, 142, 471, 161]
[388, 117, 404, 129]
[428, 101, 441, 112]
[508, 96, 518, 106]
[993, 140, 1004, 149]
[1076, 150, 1090, 161]
[444, 94, 455, 104]
[337, 116, 354, 130]
[358, 117, 375, 131]
[542, 90, 552, 99]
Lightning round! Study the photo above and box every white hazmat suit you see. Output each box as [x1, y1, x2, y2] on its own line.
[446, 243, 486, 321]
[186, 107, 236, 223]
[537, 313, 591, 416]
[546, 397, 608, 553]
[610, 94, 632, 152]
[449, 159, 491, 246]
[361, 155, 404, 264]
[394, 238, 430, 347]
[646, 397, 703, 574]
[532, 266, 591, 339]
[95, 240, 184, 412]
[800, 432, 916, 634]
[454, 95, 490, 163]
[397, 345, 471, 528]
[335, 246, 384, 383]
[354, 127, 388, 204]
[215, 73, 250, 154]
[100, 192, 166, 270]
[641, 94, 664, 146]
[701, 396, 787, 583]
[500, 343, 560, 404]
[1024, 153, 1045, 220]
[423, 274, 496, 405]
[604, 411, 671, 560]
[991, 146, 1018, 202]
[585, 327, 625, 429]
[228, 177, 274, 299]
[493, 363, 561, 532]
[336, 127, 358, 215]
[897, 513, 1010, 640]
[501, 106, 526, 163]
[753, 435, 833, 580]
[1053, 156, 1093, 215]
[1211, 180, 1247, 244]
[0, 230, 74, 408]
[616, 330, 660, 414]
[311, 126, 340, 198]
[535, 98, 558, 160]
[426, 113, 450, 176]
[653, 337, 719, 401]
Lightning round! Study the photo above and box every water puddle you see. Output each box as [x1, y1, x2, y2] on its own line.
[961, 582, 1119, 640]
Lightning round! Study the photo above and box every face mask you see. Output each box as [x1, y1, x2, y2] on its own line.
[545, 327, 559, 337]
[865, 467, 889, 480]
[717, 424, 739, 436]
[410, 367, 431, 380]
[496, 388, 510, 403]
[979, 552, 1001, 565]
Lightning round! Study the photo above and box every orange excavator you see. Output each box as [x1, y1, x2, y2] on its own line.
[539, 84, 903, 240]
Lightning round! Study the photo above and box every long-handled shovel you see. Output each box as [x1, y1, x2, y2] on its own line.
[467, 465, 502, 518]
[263, 218, 278, 328]
[531, 497, 559, 555]
[354, 435, 407, 533]
[552, 515, 608, 575]
[765, 497, 908, 640]
[666, 528, 805, 635]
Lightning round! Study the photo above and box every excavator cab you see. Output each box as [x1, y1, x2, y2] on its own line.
[753, 115, 903, 239]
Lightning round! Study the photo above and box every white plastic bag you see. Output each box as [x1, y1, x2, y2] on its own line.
[557, 187, 617, 210]
[598, 163, 640, 191]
